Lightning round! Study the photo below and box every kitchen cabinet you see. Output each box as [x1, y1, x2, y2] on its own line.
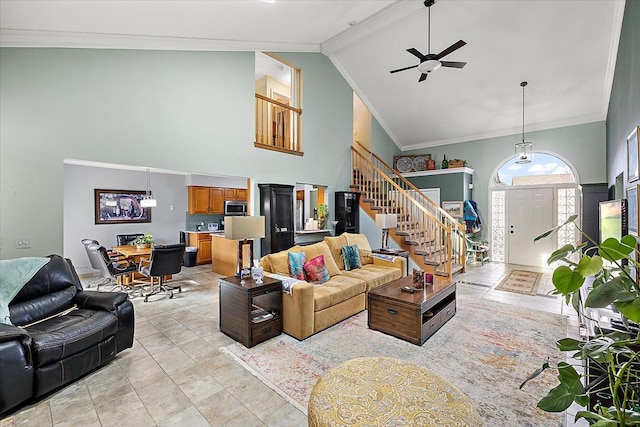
[225, 188, 247, 201]
[188, 186, 224, 214]
[187, 232, 212, 264]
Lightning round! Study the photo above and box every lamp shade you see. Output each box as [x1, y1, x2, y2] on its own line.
[375, 213, 397, 229]
[225, 216, 266, 240]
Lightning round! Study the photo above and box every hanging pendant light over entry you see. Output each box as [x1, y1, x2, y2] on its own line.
[515, 81, 532, 164]
[140, 168, 157, 208]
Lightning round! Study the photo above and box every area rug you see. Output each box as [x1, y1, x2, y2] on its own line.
[220, 292, 567, 427]
[495, 269, 543, 295]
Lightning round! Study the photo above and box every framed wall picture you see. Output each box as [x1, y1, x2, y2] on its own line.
[627, 126, 640, 182]
[627, 185, 638, 235]
[94, 189, 152, 224]
[442, 201, 464, 218]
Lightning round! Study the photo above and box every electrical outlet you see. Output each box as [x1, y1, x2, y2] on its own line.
[16, 237, 32, 249]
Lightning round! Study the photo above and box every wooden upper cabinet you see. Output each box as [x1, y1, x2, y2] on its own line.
[188, 186, 246, 213]
[188, 186, 225, 214]
[210, 188, 224, 213]
[188, 186, 211, 214]
[224, 188, 247, 201]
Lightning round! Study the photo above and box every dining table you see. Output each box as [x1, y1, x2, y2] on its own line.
[111, 245, 171, 286]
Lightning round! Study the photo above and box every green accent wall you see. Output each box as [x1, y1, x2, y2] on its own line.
[606, 0, 640, 188]
[403, 121, 606, 238]
[406, 172, 472, 203]
[0, 48, 386, 260]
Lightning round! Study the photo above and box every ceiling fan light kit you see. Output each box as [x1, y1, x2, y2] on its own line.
[389, 0, 467, 83]
[515, 81, 533, 164]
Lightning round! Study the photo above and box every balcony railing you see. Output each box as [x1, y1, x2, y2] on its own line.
[254, 93, 302, 156]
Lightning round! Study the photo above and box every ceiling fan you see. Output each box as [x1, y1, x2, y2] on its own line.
[390, 0, 467, 82]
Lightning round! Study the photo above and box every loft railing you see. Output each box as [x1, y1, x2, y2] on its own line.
[254, 93, 302, 156]
[351, 144, 466, 277]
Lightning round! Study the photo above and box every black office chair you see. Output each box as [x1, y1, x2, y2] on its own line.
[138, 243, 185, 302]
[86, 243, 138, 292]
[116, 233, 144, 246]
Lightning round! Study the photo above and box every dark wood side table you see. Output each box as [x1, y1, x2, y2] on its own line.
[372, 248, 409, 276]
[368, 276, 456, 346]
[219, 276, 282, 348]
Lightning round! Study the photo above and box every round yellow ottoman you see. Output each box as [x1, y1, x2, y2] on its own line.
[308, 357, 482, 427]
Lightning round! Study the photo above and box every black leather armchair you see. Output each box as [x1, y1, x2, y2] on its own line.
[0, 255, 134, 415]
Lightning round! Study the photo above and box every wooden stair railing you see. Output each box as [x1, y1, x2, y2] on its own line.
[351, 145, 466, 278]
[254, 93, 303, 156]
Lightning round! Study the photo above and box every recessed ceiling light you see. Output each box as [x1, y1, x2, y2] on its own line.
[260, 0, 276, 3]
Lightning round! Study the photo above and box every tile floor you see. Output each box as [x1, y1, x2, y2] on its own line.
[1, 261, 587, 427]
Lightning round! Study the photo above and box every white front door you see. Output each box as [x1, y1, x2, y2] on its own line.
[507, 188, 554, 267]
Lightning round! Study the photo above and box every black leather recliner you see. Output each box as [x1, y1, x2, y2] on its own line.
[0, 254, 135, 415]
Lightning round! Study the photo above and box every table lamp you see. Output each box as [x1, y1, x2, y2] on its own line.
[225, 216, 266, 277]
[375, 213, 397, 249]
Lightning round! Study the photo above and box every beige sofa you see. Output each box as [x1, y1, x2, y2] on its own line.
[259, 233, 406, 340]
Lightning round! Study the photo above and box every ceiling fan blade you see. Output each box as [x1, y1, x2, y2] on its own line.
[390, 64, 419, 74]
[434, 40, 467, 60]
[440, 61, 466, 69]
[418, 73, 428, 82]
[406, 48, 426, 60]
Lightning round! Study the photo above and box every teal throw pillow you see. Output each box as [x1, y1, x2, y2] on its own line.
[341, 245, 362, 271]
[288, 252, 307, 280]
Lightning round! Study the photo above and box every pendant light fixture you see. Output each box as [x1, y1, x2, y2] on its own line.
[140, 168, 157, 208]
[515, 81, 532, 164]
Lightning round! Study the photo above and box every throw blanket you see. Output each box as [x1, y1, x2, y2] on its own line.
[0, 257, 50, 325]
[265, 273, 300, 295]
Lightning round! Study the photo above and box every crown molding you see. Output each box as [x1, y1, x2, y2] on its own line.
[321, 0, 422, 56]
[601, 0, 626, 120]
[0, 28, 321, 52]
[400, 114, 606, 151]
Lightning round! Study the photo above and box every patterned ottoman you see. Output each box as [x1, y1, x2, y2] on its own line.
[308, 357, 482, 426]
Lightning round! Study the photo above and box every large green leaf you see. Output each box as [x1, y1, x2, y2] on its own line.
[552, 266, 585, 294]
[585, 276, 636, 308]
[599, 236, 636, 261]
[537, 383, 574, 412]
[534, 214, 578, 242]
[557, 338, 582, 351]
[547, 244, 575, 264]
[577, 255, 604, 277]
[614, 297, 640, 323]
[519, 361, 550, 389]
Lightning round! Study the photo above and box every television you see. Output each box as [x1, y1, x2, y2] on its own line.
[599, 199, 628, 244]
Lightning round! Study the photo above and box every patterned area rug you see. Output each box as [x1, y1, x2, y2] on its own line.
[495, 269, 543, 295]
[220, 292, 567, 427]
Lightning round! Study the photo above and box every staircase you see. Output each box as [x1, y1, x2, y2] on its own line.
[351, 144, 466, 279]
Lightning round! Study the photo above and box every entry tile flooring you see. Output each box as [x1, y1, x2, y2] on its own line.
[2, 262, 587, 427]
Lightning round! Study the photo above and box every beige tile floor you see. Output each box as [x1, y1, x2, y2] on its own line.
[1, 261, 585, 427]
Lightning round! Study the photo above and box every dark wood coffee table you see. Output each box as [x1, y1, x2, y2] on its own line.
[368, 276, 456, 346]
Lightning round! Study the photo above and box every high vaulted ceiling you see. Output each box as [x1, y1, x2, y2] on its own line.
[0, 0, 626, 151]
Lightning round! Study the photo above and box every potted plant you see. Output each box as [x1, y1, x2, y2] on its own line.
[132, 233, 154, 249]
[317, 204, 329, 230]
[520, 215, 640, 426]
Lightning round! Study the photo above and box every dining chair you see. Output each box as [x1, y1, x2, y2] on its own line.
[138, 243, 185, 302]
[116, 233, 144, 246]
[86, 243, 138, 292]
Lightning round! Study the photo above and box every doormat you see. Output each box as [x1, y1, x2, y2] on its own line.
[495, 269, 542, 295]
[220, 291, 566, 426]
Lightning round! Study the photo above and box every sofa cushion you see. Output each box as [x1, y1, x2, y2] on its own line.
[342, 264, 403, 292]
[313, 275, 367, 312]
[300, 242, 341, 277]
[345, 233, 374, 264]
[261, 246, 302, 275]
[341, 245, 362, 271]
[303, 255, 330, 285]
[323, 234, 349, 270]
[27, 308, 119, 366]
[288, 252, 307, 280]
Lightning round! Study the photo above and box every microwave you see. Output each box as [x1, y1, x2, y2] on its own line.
[224, 200, 248, 216]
